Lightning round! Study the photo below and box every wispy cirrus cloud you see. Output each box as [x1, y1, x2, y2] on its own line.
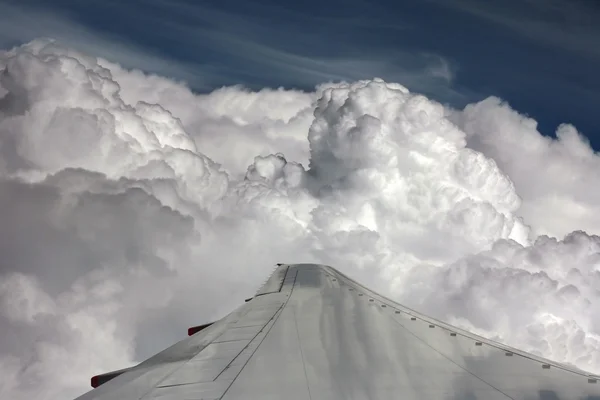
[0, 1, 463, 99]
[426, 0, 600, 60]
[0, 3, 217, 88]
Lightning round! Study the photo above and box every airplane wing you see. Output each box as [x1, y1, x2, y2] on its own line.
[74, 263, 600, 400]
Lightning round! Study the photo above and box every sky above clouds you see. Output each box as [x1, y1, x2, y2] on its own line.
[1, 0, 600, 145]
[1, 1, 600, 399]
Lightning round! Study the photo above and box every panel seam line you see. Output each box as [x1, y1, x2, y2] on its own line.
[291, 272, 313, 400]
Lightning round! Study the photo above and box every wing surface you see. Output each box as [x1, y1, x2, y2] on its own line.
[74, 263, 600, 400]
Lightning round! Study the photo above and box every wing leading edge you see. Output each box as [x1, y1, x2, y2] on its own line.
[74, 263, 600, 400]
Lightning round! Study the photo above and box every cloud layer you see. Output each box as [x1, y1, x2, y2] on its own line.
[1, 39, 600, 399]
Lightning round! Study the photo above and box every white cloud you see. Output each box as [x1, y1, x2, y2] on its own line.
[403, 232, 600, 373]
[451, 96, 600, 238]
[2, 39, 600, 399]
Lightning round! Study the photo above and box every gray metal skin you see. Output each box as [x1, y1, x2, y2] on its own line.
[74, 264, 600, 400]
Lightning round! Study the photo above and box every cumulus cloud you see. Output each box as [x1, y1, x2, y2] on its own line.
[1, 39, 600, 399]
[451, 97, 600, 238]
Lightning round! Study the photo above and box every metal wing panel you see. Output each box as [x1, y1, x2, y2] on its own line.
[323, 264, 598, 379]
[254, 264, 290, 296]
[74, 265, 292, 400]
[220, 264, 600, 400]
[74, 263, 600, 400]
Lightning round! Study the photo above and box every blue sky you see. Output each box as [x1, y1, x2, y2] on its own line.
[1, 0, 599, 149]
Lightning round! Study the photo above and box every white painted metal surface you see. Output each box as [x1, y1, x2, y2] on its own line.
[74, 264, 600, 400]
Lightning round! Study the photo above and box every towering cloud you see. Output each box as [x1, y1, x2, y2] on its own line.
[452, 97, 600, 238]
[1, 39, 599, 399]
